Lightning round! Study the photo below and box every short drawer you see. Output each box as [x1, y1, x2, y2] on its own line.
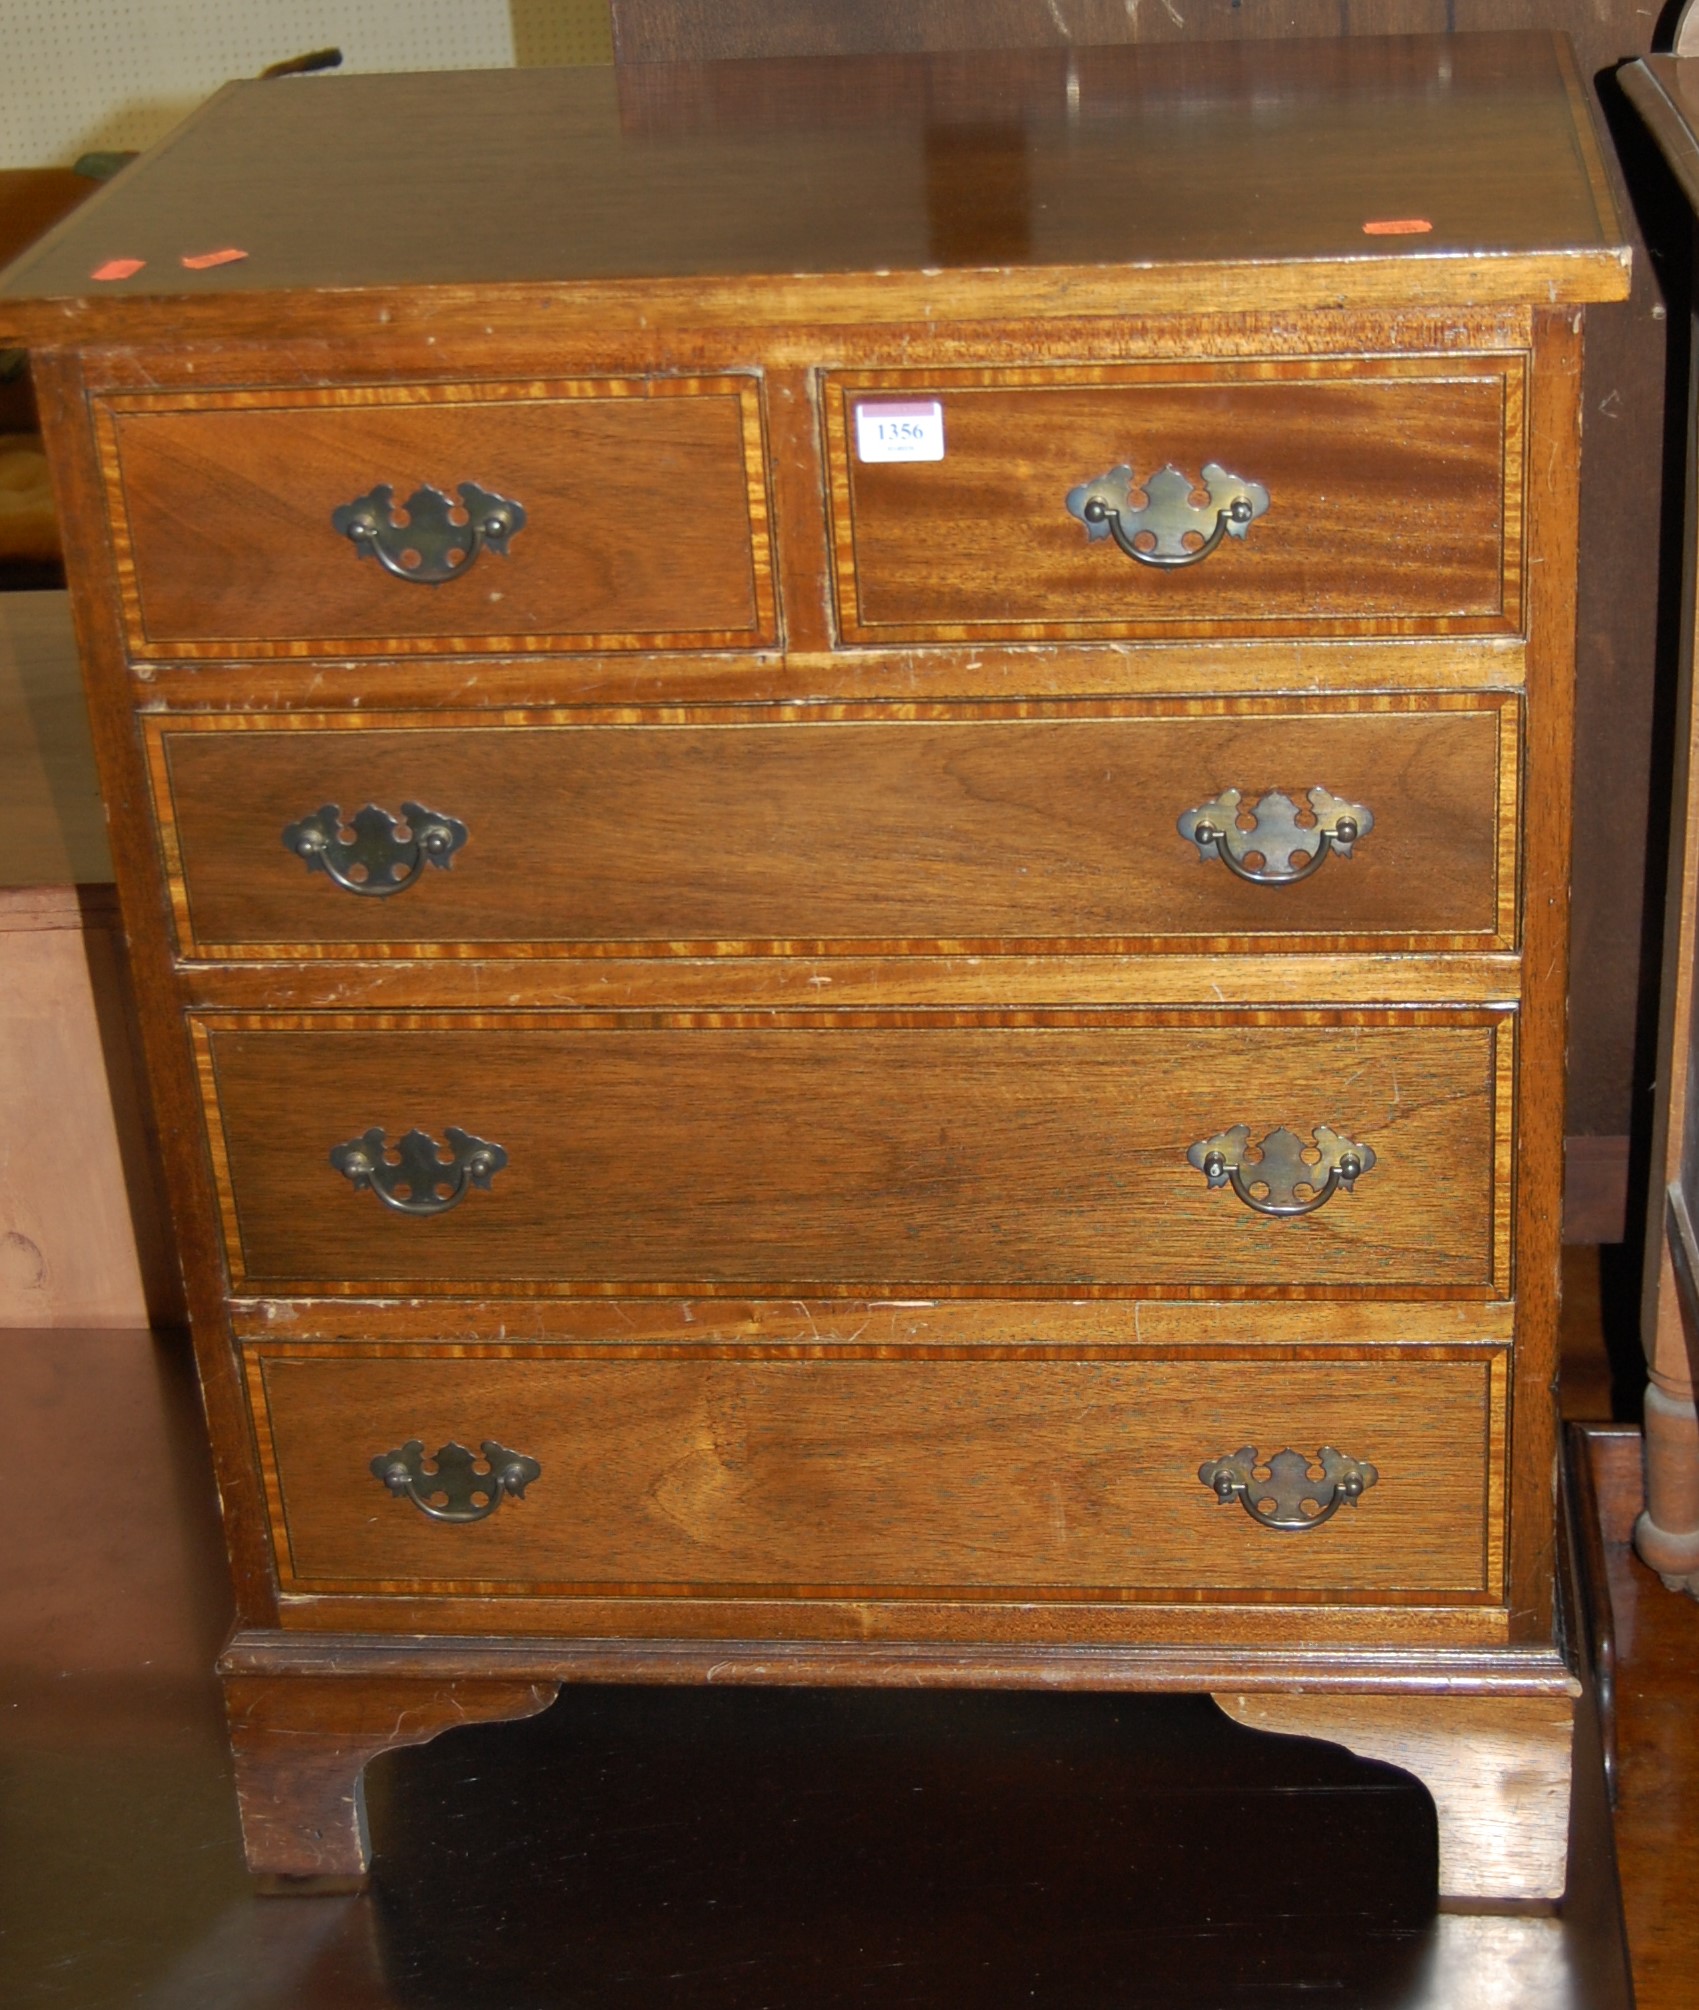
[247, 1344, 1507, 1602]
[96, 376, 774, 658]
[825, 358, 1520, 642]
[195, 1010, 1512, 1297]
[149, 694, 1516, 957]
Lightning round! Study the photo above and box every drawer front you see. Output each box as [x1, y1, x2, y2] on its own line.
[97, 376, 774, 657]
[825, 359, 1520, 642]
[248, 1345, 1507, 1602]
[150, 695, 1516, 958]
[196, 1012, 1512, 1296]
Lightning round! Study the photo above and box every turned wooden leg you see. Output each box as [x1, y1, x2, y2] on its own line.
[1636, 1381, 1699, 1589]
[1636, 1209, 1699, 1590]
[223, 1671, 559, 1889]
[1212, 1691, 1575, 1908]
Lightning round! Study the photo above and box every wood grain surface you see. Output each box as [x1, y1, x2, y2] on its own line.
[1578, 1424, 1699, 2010]
[149, 697, 1515, 957]
[1502, 309, 1583, 1640]
[827, 361, 1518, 641]
[195, 1013, 1511, 1296]
[0, 37, 1628, 341]
[248, 1346, 1505, 1602]
[178, 951, 1525, 1016]
[130, 630, 1532, 711]
[4, 37, 1616, 1905]
[227, 1293, 1517, 1348]
[98, 378, 773, 657]
[224, 1669, 558, 1882]
[1215, 1690, 1575, 1903]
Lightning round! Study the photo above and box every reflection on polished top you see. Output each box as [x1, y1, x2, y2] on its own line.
[0, 31, 1629, 334]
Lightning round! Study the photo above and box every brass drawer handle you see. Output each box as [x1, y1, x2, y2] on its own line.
[1179, 787, 1372, 884]
[371, 1438, 541, 1523]
[1188, 1124, 1374, 1217]
[331, 480, 525, 583]
[330, 1126, 507, 1215]
[1065, 461, 1268, 568]
[1198, 1445, 1379, 1531]
[282, 800, 468, 896]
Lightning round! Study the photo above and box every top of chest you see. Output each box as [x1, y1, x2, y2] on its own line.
[0, 31, 1628, 344]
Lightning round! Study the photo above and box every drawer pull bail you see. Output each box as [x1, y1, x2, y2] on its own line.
[1065, 461, 1268, 567]
[371, 1438, 541, 1523]
[330, 1125, 507, 1215]
[283, 800, 468, 896]
[1198, 1445, 1378, 1531]
[1179, 786, 1372, 884]
[331, 480, 526, 583]
[1188, 1124, 1374, 1217]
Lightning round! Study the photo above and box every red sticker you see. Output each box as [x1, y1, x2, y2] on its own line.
[180, 247, 248, 270]
[90, 257, 145, 281]
[1362, 219, 1433, 236]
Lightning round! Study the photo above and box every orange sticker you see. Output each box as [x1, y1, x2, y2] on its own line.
[180, 247, 248, 269]
[1362, 219, 1433, 236]
[90, 257, 144, 281]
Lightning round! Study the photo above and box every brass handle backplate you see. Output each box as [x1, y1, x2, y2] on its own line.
[1065, 461, 1269, 568]
[1179, 787, 1372, 884]
[372, 1438, 541, 1522]
[1188, 1124, 1374, 1218]
[283, 800, 468, 896]
[331, 480, 525, 582]
[330, 1126, 507, 1215]
[1198, 1445, 1379, 1531]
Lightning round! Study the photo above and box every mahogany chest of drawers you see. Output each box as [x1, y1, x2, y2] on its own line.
[0, 32, 1629, 1903]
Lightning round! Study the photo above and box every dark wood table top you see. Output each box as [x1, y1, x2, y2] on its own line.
[0, 32, 1628, 345]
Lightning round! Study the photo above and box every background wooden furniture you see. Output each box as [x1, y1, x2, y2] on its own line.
[0, 34, 1626, 1905]
[1621, 42, 1699, 1592]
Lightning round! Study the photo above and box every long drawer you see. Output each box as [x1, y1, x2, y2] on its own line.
[96, 375, 775, 658]
[824, 357, 1521, 642]
[195, 1011, 1512, 1297]
[148, 695, 1517, 958]
[247, 1344, 1507, 1602]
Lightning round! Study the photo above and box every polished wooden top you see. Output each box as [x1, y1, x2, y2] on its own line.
[0, 32, 1626, 341]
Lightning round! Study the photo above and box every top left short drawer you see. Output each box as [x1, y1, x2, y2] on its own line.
[94, 376, 776, 660]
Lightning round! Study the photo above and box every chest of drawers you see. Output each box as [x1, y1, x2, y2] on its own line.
[0, 32, 1628, 1905]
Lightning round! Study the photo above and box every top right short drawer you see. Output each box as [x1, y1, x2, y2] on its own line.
[824, 357, 1521, 645]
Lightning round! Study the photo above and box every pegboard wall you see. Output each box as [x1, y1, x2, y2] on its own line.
[1, 0, 613, 168]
